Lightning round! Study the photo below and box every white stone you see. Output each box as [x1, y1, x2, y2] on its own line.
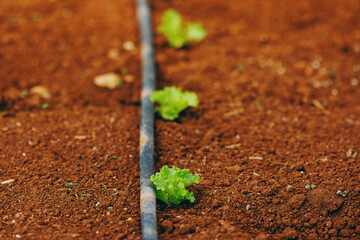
[123, 41, 135, 51]
[30, 85, 51, 99]
[94, 73, 122, 89]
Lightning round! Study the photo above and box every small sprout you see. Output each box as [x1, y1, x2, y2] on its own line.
[254, 101, 261, 107]
[236, 64, 246, 72]
[65, 183, 80, 189]
[103, 185, 108, 189]
[353, 152, 358, 157]
[81, 193, 92, 197]
[280, 166, 287, 171]
[104, 155, 109, 162]
[117, 81, 123, 88]
[21, 90, 28, 98]
[227, 196, 230, 204]
[337, 190, 346, 197]
[112, 156, 121, 159]
[180, 224, 184, 228]
[290, 165, 296, 169]
[83, 98, 90, 105]
[127, 180, 132, 188]
[41, 103, 49, 109]
[313, 157, 319, 163]
[120, 67, 129, 74]
[305, 184, 316, 189]
[217, 167, 221, 170]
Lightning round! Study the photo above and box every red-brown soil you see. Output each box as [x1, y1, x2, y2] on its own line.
[1, 0, 360, 239]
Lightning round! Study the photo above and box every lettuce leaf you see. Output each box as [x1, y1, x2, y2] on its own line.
[158, 9, 206, 48]
[150, 165, 200, 205]
[150, 86, 199, 121]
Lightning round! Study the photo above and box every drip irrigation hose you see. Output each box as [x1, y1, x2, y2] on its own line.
[136, 0, 158, 240]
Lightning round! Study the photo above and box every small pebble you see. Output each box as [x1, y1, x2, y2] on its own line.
[74, 135, 87, 140]
[1, 179, 15, 184]
[331, 89, 338, 96]
[94, 73, 122, 89]
[311, 60, 321, 69]
[123, 41, 135, 51]
[107, 48, 120, 60]
[350, 78, 358, 86]
[277, 66, 286, 75]
[123, 75, 134, 83]
[30, 85, 51, 99]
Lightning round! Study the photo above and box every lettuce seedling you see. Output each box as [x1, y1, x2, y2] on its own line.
[150, 165, 200, 205]
[150, 86, 198, 121]
[158, 9, 207, 48]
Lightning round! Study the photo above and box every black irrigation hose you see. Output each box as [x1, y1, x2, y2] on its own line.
[136, 0, 158, 240]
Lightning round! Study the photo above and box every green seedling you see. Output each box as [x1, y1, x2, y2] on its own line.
[337, 191, 346, 197]
[65, 183, 80, 189]
[127, 180, 132, 188]
[150, 86, 198, 121]
[150, 165, 200, 205]
[158, 9, 206, 48]
[41, 103, 49, 109]
[21, 90, 28, 98]
[236, 64, 246, 72]
[120, 67, 129, 74]
[305, 184, 316, 189]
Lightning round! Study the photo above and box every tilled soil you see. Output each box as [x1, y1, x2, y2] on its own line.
[1, 0, 360, 239]
[1, 0, 141, 239]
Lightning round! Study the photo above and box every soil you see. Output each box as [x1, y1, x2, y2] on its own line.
[1, 0, 360, 239]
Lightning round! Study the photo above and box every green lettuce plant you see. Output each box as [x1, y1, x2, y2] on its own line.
[158, 9, 207, 48]
[150, 86, 198, 121]
[150, 165, 200, 205]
